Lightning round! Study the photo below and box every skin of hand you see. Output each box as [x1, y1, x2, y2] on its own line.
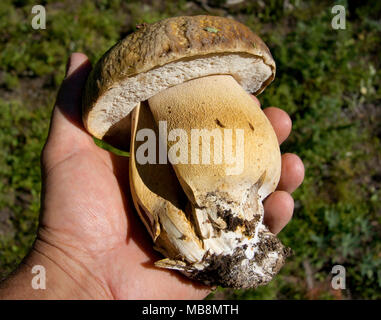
[0, 53, 304, 300]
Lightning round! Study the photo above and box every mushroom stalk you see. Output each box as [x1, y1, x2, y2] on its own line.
[130, 75, 290, 288]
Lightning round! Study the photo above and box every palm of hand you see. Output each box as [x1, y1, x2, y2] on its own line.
[40, 110, 209, 299]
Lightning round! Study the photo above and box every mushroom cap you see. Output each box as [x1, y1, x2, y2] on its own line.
[82, 15, 276, 142]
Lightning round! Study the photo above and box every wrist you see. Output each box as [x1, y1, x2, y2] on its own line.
[0, 239, 112, 300]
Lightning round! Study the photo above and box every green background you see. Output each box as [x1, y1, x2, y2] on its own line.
[0, 0, 380, 299]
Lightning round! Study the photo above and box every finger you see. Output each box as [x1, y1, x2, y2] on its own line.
[42, 53, 97, 171]
[263, 107, 292, 144]
[48, 52, 92, 144]
[277, 153, 305, 193]
[251, 95, 261, 107]
[263, 191, 294, 234]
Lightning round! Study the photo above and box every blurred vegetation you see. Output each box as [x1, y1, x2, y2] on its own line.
[0, 0, 380, 299]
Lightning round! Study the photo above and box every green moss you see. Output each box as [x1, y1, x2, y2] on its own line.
[0, 0, 380, 299]
[0, 98, 50, 277]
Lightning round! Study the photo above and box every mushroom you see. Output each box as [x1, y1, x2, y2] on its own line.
[83, 15, 291, 289]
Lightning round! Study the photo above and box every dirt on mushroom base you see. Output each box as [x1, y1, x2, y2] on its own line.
[187, 233, 292, 289]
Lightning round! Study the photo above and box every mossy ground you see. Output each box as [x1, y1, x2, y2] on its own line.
[0, 0, 380, 299]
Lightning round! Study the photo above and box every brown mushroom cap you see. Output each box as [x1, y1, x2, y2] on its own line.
[82, 15, 276, 143]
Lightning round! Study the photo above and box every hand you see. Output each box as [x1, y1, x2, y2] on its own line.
[0, 53, 304, 300]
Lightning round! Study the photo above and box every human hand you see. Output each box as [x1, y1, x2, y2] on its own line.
[0, 53, 304, 300]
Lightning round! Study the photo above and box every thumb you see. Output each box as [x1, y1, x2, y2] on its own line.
[42, 53, 93, 172]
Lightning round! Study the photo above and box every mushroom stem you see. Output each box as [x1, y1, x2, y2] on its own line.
[130, 75, 289, 288]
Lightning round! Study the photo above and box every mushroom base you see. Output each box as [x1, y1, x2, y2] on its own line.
[184, 229, 291, 289]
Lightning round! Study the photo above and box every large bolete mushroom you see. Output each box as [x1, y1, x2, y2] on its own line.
[83, 15, 291, 289]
